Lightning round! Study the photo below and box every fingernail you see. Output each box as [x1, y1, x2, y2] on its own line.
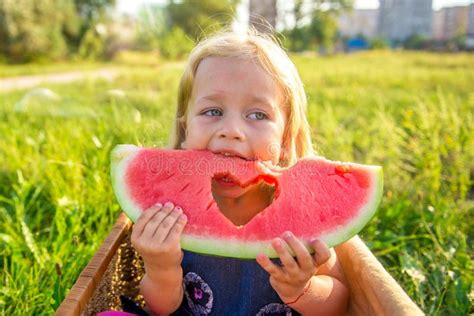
[283, 231, 292, 239]
[180, 214, 187, 222]
[175, 206, 182, 211]
[155, 203, 162, 208]
[165, 201, 173, 207]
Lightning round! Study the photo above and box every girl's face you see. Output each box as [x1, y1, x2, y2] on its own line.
[182, 56, 286, 199]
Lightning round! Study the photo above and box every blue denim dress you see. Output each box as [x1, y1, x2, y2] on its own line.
[171, 250, 301, 315]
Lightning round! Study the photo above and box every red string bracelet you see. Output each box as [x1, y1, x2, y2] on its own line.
[285, 280, 312, 305]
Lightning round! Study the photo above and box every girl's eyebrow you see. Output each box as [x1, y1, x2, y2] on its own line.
[197, 93, 223, 103]
[248, 96, 275, 110]
[194, 91, 226, 106]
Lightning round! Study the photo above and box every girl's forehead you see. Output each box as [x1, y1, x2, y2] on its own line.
[193, 57, 281, 95]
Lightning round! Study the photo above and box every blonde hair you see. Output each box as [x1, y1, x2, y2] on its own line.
[168, 29, 314, 167]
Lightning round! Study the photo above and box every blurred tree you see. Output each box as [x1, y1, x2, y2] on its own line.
[403, 34, 430, 50]
[67, 0, 116, 55]
[445, 33, 467, 52]
[309, 10, 338, 53]
[282, 0, 353, 53]
[0, 0, 76, 62]
[133, 0, 239, 59]
[77, 23, 109, 59]
[283, 25, 312, 52]
[0, 0, 115, 63]
[135, 5, 168, 50]
[369, 37, 390, 49]
[158, 27, 195, 59]
[165, 0, 240, 40]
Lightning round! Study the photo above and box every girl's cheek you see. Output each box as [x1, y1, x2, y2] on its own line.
[189, 116, 212, 130]
[194, 116, 220, 125]
[257, 141, 280, 162]
[260, 135, 284, 162]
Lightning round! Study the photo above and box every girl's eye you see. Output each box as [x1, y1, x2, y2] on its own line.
[203, 109, 222, 116]
[248, 111, 268, 120]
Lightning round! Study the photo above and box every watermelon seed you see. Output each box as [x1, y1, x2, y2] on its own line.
[180, 183, 191, 192]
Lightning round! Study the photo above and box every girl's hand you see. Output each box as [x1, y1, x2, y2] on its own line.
[256, 231, 331, 303]
[131, 202, 187, 275]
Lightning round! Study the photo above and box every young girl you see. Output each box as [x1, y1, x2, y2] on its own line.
[131, 30, 349, 315]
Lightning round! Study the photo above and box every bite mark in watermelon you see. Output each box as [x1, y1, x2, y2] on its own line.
[111, 145, 383, 259]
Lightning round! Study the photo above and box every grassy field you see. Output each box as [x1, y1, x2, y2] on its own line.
[0, 50, 161, 78]
[0, 51, 472, 315]
[0, 61, 105, 78]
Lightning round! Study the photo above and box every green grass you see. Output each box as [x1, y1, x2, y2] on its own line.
[0, 51, 472, 315]
[0, 61, 107, 78]
[0, 50, 162, 78]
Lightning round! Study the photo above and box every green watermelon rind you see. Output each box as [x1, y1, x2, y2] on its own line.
[111, 145, 383, 258]
[181, 165, 383, 258]
[111, 144, 143, 223]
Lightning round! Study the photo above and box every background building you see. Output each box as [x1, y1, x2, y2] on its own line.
[467, 3, 474, 35]
[467, 3, 474, 48]
[433, 5, 470, 40]
[377, 0, 433, 41]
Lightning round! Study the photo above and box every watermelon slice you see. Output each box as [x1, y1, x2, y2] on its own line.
[111, 145, 383, 259]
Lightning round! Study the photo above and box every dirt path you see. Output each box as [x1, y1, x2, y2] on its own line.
[0, 68, 119, 92]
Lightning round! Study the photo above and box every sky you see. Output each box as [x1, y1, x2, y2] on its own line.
[117, 0, 474, 15]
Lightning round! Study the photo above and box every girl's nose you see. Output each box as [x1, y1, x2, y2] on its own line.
[218, 118, 246, 141]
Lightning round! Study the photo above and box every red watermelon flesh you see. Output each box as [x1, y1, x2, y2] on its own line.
[111, 145, 383, 258]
